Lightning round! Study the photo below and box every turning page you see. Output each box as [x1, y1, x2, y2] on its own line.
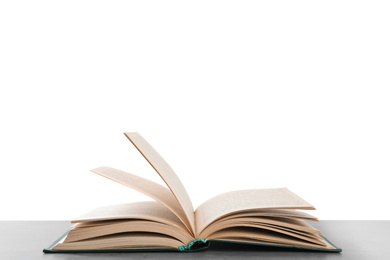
[91, 166, 192, 233]
[124, 132, 195, 233]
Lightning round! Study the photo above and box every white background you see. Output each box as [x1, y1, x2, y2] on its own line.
[1, 1, 389, 220]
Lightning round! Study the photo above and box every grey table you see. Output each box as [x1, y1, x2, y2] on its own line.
[0, 221, 388, 260]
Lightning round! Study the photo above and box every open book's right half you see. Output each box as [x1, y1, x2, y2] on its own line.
[44, 132, 341, 253]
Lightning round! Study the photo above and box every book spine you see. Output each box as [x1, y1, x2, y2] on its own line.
[178, 238, 208, 251]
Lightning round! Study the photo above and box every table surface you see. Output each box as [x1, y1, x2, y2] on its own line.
[0, 220, 388, 260]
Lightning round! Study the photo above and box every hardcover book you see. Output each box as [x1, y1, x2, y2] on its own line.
[44, 132, 341, 253]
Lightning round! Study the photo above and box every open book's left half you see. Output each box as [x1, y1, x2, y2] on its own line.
[44, 132, 341, 253]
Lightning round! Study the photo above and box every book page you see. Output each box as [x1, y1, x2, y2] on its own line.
[72, 201, 186, 230]
[207, 228, 334, 249]
[91, 166, 192, 233]
[202, 219, 325, 246]
[66, 220, 194, 244]
[53, 233, 183, 250]
[215, 209, 318, 222]
[195, 188, 315, 235]
[124, 132, 195, 233]
[199, 216, 322, 238]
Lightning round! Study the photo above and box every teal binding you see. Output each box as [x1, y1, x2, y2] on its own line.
[178, 238, 207, 251]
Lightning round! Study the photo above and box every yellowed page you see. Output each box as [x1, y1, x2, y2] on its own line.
[65, 220, 194, 244]
[53, 233, 182, 250]
[208, 228, 334, 249]
[195, 188, 315, 235]
[91, 166, 192, 233]
[124, 132, 195, 233]
[203, 219, 325, 246]
[216, 209, 318, 222]
[199, 217, 322, 238]
[71, 201, 186, 230]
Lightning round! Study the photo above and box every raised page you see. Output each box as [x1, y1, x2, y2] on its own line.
[90, 166, 192, 233]
[124, 132, 195, 234]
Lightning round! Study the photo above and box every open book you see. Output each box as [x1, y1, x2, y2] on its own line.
[44, 132, 341, 253]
